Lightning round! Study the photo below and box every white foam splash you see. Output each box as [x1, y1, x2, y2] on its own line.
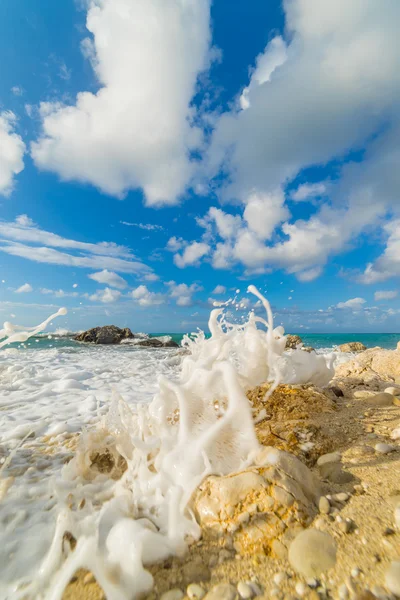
[2, 287, 334, 599]
[0, 308, 67, 348]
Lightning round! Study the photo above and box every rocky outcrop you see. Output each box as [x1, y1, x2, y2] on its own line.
[74, 325, 134, 344]
[335, 345, 400, 381]
[74, 326, 179, 348]
[285, 334, 303, 349]
[191, 447, 320, 557]
[338, 341, 366, 352]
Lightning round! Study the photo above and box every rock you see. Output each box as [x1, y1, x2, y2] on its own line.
[191, 448, 320, 556]
[395, 505, 400, 529]
[237, 582, 254, 599]
[160, 590, 184, 600]
[354, 390, 375, 399]
[75, 325, 134, 344]
[385, 560, 400, 596]
[288, 529, 337, 577]
[375, 443, 395, 454]
[285, 335, 303, 349]
[318, 462, 354, 484]
[336, 346, 400, 381]
[317, 452, 341, 467]
[391, 428, 400, 440]
[367, 393, 395, 407]
[204, 583, 238, 600]
[319, 497, 330, 514]
[338, 342, 366, 353]
[187, 583, 206, 599]
[385, 386, 400, 396]
[333, 492, 350, 502]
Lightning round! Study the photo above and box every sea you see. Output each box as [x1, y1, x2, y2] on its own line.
[0, 323, 398, 598]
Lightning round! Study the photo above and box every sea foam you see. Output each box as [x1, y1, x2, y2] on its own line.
[0, 286, 335, 599]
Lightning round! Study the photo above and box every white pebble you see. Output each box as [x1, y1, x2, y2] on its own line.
[351, 567, 360, 577]
[375, 443, 395, 454]
[237, 581, 254, 599]
[187, 583, 206, 599]
[391, 427, 400, 440]
[295, 582, 307, 596]
[273, 572, 287, 585]
[395, 504, 400, 529]
[385, 386, 400, 396]
[334, 492, 350, 503]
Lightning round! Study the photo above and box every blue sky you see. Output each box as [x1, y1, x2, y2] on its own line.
[1, 0, 400, 333]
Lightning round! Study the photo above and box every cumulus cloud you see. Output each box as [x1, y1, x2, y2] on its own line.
[88, 269, 127, 289]
[374, 290, 398, 301]
[336, 297, 366, 310]
[89, 287, 121, 303]
[358, 221, 400, 283]
[131, 285, 164, 307]
[166, 281, 202, 307]
[174, 241, 210, 268]
[15, 283, 32, 293]
[166, 236, 185, 252]
[0, 112, 25, 195]
[31, 0, 212, 205]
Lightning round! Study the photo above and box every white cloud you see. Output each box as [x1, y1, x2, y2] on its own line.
[15, 283, 32, 293]
[212, 285, 226, 294]
[88, 269, 127, 289]
[243, 189, 288, 240]
[120, 221, 164, 231]
[336, 297, 366, 310]
[290, 183, 327, 202]
[0, 216, 152, 275]
[358, 221, 400, 283]
[131, 285, 164, 307]
[40, 288, 79, 298]
[174, 241, 210, 268]
[144, 273, 159, 282]
[166, 236, 185, 252]
[374, 290, 398, 301]
[89, 287, 121, 303]
[0, 112, 25, 196]
[31, 0, 212, 205]
[166, 281, 202, 307]
[11, 86, 24, 96]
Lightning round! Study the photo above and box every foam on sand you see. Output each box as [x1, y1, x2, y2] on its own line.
[0, 286, 335, 599]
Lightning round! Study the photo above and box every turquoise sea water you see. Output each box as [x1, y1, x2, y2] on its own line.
[7, 331, 400, 351]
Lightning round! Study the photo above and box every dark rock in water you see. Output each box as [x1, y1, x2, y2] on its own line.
[135, 338, 179, 348]
[338, 341, 366, 352]
[74, 325, 134, 344]
[285, 334, 303, 349]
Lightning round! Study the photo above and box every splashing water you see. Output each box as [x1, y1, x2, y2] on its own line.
[1, 287, 334, 600]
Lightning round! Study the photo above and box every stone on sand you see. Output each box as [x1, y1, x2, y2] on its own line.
[385, 561, 400, 596]
[288, 529, 337, 577]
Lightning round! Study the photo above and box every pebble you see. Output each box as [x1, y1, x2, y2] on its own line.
[237, 582, 254, 599]
[385, 386, 400, 396]
[319, 496, 330, 514]
[295, 582, 307, 596]
[187, 583, 206, 599]
[334, 492, 350, 502]
[204, 583, 238, 600]
[391, 427, 400, 440]
[367, 393, 395, 406]
[317, 452, 341, 466]
[375, 443, 395, 454]
[393, 397, 400, 406]
[395, 504, 400, 529]
[385, 560, 400, 596]
[354, 390, 375, 399]
[273, 572, 288, 586]
[338, 519, 353, 534]
[288, 529, 337, 577]
[160, 590, 184, 600]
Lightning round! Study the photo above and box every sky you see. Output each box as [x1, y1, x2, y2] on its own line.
[1, 0, 400, 334]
